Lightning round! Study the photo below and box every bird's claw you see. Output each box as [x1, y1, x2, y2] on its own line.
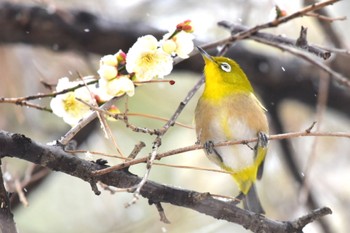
[257, 132, 268, 148]
[204, 140, 215, 154]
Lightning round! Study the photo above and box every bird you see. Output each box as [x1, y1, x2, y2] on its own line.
[194, 46, 269, 214]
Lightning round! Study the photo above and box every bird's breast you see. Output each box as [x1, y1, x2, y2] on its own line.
[195, 93, 268, 170]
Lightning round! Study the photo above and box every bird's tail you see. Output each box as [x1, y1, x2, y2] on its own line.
[242, 184, 265, 214]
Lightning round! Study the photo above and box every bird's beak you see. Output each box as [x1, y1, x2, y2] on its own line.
[196, 46, 216, 63]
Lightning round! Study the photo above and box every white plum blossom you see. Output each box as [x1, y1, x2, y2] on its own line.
[97, 65, 118, 81]
[97, 51, 126, 81]
[100, 54, 118, 66]
[50, 77, 95, 126]
[126, 35, 173, 82]
[161, 39, 177, 55]
[171, 30, 195, 58]
[162, 30, 194, 59]
[95, 51, 133, 102]
[98, 75, 135, 98]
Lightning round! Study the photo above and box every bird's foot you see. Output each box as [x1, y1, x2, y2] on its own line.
[257, 132, 268, 148]
[204, 140, 215, 154]
[232, 192, 245, 205]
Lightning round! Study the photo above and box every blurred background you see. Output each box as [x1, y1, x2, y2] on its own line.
[1, 0, 350, 232]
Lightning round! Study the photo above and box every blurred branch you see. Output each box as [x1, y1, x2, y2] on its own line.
[0, 130, 332, 233]
[0, 97, 52, 112]
[301, 74, 332, 233]
[305, 12, 347, 22]
[267, 104, 332, 232]
[0, 2, 163, 54]
[9, 165, 50, 209]
[0, 162, 18, 233]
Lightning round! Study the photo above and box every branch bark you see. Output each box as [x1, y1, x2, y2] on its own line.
[0, 130, 331, 233]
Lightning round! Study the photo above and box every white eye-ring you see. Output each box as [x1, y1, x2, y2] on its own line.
[220, 62, 231, 72]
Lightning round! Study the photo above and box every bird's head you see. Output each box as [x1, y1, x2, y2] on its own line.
[197, 46, 253, 93]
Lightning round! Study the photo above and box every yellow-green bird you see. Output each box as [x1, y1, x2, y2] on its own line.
[195, 47, 269, 214]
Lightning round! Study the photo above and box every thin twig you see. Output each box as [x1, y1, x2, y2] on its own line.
[316, 46, 350, 56]
[125, 136, 162, 207]
[122, 111, 159, 135]
[158, 77, 205, 135]
[14, 79, 97, 102]
[152, 202, 171, 224]
[305, 12, 346, 22]
[80, 99, 193, 133]
[217, 22, 331, 60]
[128, 141, 146, 159]
[66, 149, 126, 160]
[305, 121, 317, 133]
[77, 76, 127, 158]
[291, 207, 332, 230]
[76, 97, 126, 158]
[59, 96, 120, 145]
[14, 179, 28, 207]
[57, 78, 177, 146]
[296, 26, 309, 48]
[133, 79, 176, 85]
[0, 98, 52, 112]
[153, 162, 232, 175]
[98, 181, 118, 194]
[92, 129, 350, 176]
[300, 72, 330, 204]
[124, 112, 193, 129]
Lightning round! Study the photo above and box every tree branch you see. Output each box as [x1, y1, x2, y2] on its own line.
[218, 22, 331, 60]
[0, 130, 332, 233]
[303, 0, 344, 48]
[0, 161, 18, 233]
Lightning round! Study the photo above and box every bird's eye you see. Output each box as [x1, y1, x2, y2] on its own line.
[220, 62, 231, 72]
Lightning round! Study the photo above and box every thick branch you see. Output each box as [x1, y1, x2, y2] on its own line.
[0, 130, 331, 233]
